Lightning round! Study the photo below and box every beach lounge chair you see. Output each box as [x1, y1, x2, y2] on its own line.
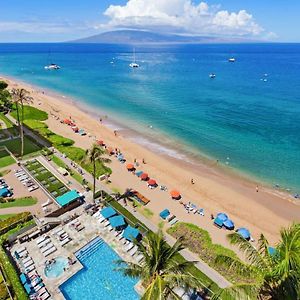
[38, 239, 50, 249]
[15, 246, 26, 254]
[43, 246, 57, 257]
[34, 282, 45, 293]
[40, 291, 51, 300]
[167, 214, 176, 222]
[25, 265, 35, 273]
[106, 225, 113, 232]
[159, 209, 170, 220]
[41, 243, 53, 253]
[124, 242, 134, 252]
[169, 217, 178, 226]
[128, 245, 138, 256]
[135, 253, 144, 263]
[36, 235, 47, 245]
[27, 270, 38, 279]
[60, 237, 71, 246]
[97, 215, 105, 223]
[93, 210, 102, 218]
[23, 259, 34, 268]
[214, 217, 223, 228]
[28, 185, 39, 192]
[76, 224, 85, 232]
[22, 256, 32, 264]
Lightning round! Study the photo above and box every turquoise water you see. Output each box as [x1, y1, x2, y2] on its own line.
[60, 237, 139, 300]
[44, 256, 68, 278]
[0, 43, 300, 193]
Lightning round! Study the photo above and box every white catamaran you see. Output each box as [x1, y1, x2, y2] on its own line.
[129, 49, 139, 68]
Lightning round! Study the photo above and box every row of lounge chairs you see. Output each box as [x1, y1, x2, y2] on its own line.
[93, 210, 143, 263]
[14, 247, 51, 299]
[36, 235, 57, 257]
[14, 169, 39, 192]
[53, 226, 72, 246]
[69, 218, 85, 232]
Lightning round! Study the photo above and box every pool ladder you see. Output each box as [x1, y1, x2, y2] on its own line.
[76, 238, 104, 260]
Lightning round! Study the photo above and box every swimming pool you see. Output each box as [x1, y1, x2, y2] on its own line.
[60, 237, 139, 300]
[44, 256, 68, 278]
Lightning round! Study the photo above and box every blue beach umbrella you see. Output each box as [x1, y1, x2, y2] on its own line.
[216, 213, 228, 222]
[109, 215, 126, 228]
[237, 228, 251, 240]
[223, 219, 235, 230]
[135, 170, 143, 177]
[123, 225, 140, 241]
[214, 217, 223, 228]
[101, 207, 117, 219]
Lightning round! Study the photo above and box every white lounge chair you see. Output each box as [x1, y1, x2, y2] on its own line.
[36, 235, 47, 245]
[23, 259, 34, 268]
[38, 239, 50, 248]
[41, 243, 53, 253]
[25, 265, 35, 273]
[15, 246, 26, 254]
[169, 217, 178, 226]
[40, 291, 51, 300]
[22, 256, 32, 264]
[123, 242, 134, 252]
[60, 237, 71, 246]
[135, 254, 144, 263]
[43, 246, 57, 257]
[92, 211, 101, 218]
[128, 245, 138, 256]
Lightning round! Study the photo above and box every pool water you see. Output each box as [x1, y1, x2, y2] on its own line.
[44, 256, 68, 278]
[60, 238, 139, 300]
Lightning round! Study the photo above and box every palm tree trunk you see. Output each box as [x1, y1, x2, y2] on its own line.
[93, 159, 96, 201]
[20, 100, 24, 159]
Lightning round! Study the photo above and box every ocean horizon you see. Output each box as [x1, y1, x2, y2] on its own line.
[0, 43, 300, 194]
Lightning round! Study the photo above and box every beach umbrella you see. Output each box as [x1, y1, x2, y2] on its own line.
[126, 163, 135, 171]
[216, 213, 228, 222]
[64, 119, 72, 125]
[101, 207, 117, 219]
[237, 228, 251, 240]
[223, 219, 235, 230]
[140, 173, 149, 180]
[135, 170, 143, 177]
[170, 189, 181, 199]
[148, 179, 157, 186]
[109, 215, 126, 228]
[106, 147, 114, 155]
[214, 217, 223, 228]
[97, 140, 105, 146]
[123, 225, 140, 242]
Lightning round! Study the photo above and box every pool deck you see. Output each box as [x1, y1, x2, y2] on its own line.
[10, 207, 141, 300]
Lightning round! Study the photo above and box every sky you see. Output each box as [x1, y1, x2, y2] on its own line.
[0, 0, 299, 42]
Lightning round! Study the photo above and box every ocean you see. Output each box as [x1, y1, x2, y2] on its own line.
[0, 43, 299, 193]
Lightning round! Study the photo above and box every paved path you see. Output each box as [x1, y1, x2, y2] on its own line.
[6, 113, 231, 289]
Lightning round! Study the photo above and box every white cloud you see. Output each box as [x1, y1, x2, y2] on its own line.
[98, 0, 264, 37]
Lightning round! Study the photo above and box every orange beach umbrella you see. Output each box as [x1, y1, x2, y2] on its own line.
[170, 190, 181, 199]
[140, 173, 149, 180]
[148, 179, 157, 186]
[126, 163, 135, 170]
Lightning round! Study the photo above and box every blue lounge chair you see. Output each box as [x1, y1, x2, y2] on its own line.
[214, 217, 223, 228]
[159, 209, 170, 220]
[20, 273, 28, 285]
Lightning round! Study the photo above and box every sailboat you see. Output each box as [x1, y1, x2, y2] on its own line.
[44, 51, 61, 70]
[129, 49, 139, 68]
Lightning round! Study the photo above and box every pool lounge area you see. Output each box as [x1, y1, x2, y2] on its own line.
[60, 237, 139, 300]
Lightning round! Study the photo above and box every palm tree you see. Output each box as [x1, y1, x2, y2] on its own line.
[84, 144, 111, 201]
[113, 188, 136, 206]
[11, 88, 32, 159]
[116, 230, 202, 299]
[213, 223, 300, 300]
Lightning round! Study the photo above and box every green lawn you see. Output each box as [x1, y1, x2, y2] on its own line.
[0, 214, 16, 220]
[11, 105, 48, 121]
[0, 112, 14, 129]
[0, 137, 41, 158]
[0, 197, 37, 209]
[0, 149, 15, 168]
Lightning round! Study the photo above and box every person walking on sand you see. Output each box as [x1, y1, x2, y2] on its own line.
[191, 178, 195, 184]
[142, 158, 146, 164]
[114, 130, 117, 137]
[256, 185, 259, 192]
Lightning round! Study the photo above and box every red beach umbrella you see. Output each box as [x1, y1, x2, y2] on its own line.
[148, 179, 157, 186]
[140, 173, 149, 181]
[106, 147, 114, 155]
[97, 140, 105, 146]
[126, 163, 135, 170]
[64, 119, 72, 125]
[170, 190, 181, 199]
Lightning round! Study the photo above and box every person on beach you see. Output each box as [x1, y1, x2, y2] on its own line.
[142, 158, 146, 164]
[256, 185, 259, 192]
[191, 178, 195, 184]
[99, 118, 102, 124]
[114, 130, 117, 136]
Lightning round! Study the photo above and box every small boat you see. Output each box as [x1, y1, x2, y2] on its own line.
[209, 73, 216, 79]
[44, 63, 60, 70]
[228, 57, 235, 62]
[129, 48, 139, 68]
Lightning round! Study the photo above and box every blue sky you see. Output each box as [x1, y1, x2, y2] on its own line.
[0, 0, 299, 42]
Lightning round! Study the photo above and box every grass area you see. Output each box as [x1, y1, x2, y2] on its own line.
[0, 169, 10, 177]
[0, 149, 15, 168]
[0, 214, 16, 221]
[25, 159, 68, 198]
[0, 137, 41, 158]
[0, 113, 14, 129]
[0, 213, 34, 300]
[140, 207, 154, 219]
[11, 105, 48, 121]
[0, 197, 37, 209]
[168, 222, 255, 284]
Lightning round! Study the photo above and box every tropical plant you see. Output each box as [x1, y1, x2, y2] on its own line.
[0, 81, 12, 112]
[11, 88, 33, 158]
[84, 144, 111, 200]
[113, 188, 136, 205]
[213, 223, 300, 300]
[116, 230, 202, 300]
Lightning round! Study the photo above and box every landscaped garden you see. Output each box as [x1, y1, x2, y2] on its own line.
[0, 149, 15, 168]
[0, 197, 37, 209]
[24, 159, 69, 198]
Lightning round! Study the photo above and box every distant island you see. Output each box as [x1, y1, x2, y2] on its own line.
[70, 30, 255, 44]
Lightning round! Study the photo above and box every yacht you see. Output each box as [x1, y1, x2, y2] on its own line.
[228, 57, 236, 62]
[209, 73, 216, 79]
[129, 49, 139, 68]
[44, 63, 60, 70]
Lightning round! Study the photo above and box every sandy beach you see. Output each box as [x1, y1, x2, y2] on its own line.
[2, 75, 300, 249]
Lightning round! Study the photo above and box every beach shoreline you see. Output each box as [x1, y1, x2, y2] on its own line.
[1, 73, 300, 245]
